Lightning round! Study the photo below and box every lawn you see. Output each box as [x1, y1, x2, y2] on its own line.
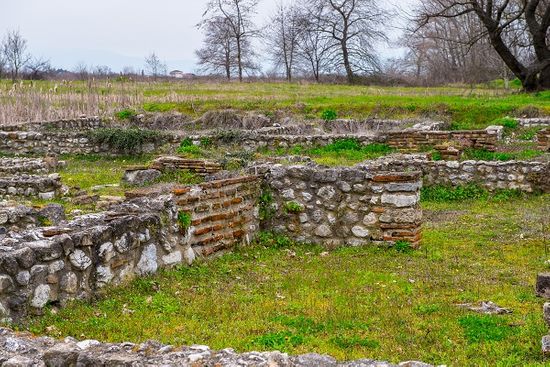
[1, 80, 549, 130]
[22, 194, 550, 366]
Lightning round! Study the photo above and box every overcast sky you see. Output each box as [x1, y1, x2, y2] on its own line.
[1, 0, 416, 74]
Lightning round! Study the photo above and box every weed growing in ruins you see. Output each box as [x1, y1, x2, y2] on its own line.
[252, 331, 304, 351]
[177, 211, 192, 232]
[283, 201, 304, 214]
[177, 139, 203, 158]
[255, 231, 293, 248]
[394, 240, 413, 253]
[258, 186, 276, 221]
[321, 108, 338, 121]
[88, 128, 165, 153]
[309, 140, 395, 166]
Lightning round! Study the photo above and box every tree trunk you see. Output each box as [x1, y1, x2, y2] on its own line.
[236, 37, 243, 82]
[341, 40, 354, 84]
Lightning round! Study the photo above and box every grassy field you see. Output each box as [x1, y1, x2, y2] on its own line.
[1, 80, 549, 130]
[22, 194, 550, 366]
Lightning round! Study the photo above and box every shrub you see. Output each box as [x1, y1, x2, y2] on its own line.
[214, 129, 243, 144]
[87, 128, 165, 153]
[252, 331, 304, 351]
[492, 117, 518, 130]
[114, 109, 136, 120]
[320, 108, 338, 121]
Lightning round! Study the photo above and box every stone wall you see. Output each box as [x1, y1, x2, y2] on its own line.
[0, 157, 61, 175]
[359, 154, 550, 193]
[259, 164, 423, 247]
[539, 129, 549, 152]
[0, 130, 178, 155]
[0, 117, 105, 132]
[0, 328, 434, 367]
[0, 174, 63, 199]
[0, 196, 188, 322]
[172, 176, 262, 258]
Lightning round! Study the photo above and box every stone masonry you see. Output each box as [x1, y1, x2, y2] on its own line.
[0, 174, 63, 199]
[259, 164, 423, 247]
[360, 154, 550, 193]
[0, 328, 436, 367]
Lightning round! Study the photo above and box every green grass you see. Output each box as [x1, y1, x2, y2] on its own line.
[2, 79, 549, 130]
[421, 184, 526, 202]
[20, 195, 550, 366]
[266, 139, 395, 166]
[462, 148, 544, 161]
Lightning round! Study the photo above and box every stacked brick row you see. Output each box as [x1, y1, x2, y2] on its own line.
[0, 117, 104, 132]
[538, 129, 549, 152]
[385, 130, 498, 152]
[150, 156, 222, 175]
[173, 176, 261, 257]
[262, 164, 423, 248]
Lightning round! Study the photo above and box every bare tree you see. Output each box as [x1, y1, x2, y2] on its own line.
[402, 12, 505, 86]
[2, 30, 31, 82]
[414, 0, 550, 91]
[196, 16, 236, 79]
[200, 0, 260, 82]
[144, 52, 167, 80]
[73, 62, 89, 81]
[309, 0, 388, 84]
[92, 65, 113, 77]
[0, 53, 5, 79]
[296, 5, 336, 82]
[264, 2, 303, 81]
[26, 57, 51, 80]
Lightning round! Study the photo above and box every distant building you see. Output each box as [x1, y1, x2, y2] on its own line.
[169, 70, 196, 79]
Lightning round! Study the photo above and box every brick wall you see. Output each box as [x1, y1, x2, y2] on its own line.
[173, 176, 261, 257]
[385, 129, 499, 152]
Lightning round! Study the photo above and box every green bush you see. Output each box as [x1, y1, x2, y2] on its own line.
[492, 117, 519, 130]
[320, 108, 338, 121]
[252, 331, 304, 351]
[462, 148, 514, 162]
[114, 109, 137, 120]
[87, 128, 165, 153]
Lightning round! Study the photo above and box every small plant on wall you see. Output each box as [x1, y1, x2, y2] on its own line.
[284, 201, 304, 214]
[177, 211, 192, 233]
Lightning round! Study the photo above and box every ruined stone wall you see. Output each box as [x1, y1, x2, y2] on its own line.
[259, 164, 422, 247]
[385, 129, 499, 152]
[0, 174, 63, 199]
[0, 117, 105, 132]
[539, 129, 549, 152]
[0, 196, 188, 322]
[0, 130, 178, 155]
[360, 155, 550, 193]
[0, 328, 433, 367]
[0, 157, 61, 175]
[173, 176, 261, 258]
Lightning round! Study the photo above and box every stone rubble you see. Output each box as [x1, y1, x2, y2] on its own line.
[0, 328, 438, 367]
